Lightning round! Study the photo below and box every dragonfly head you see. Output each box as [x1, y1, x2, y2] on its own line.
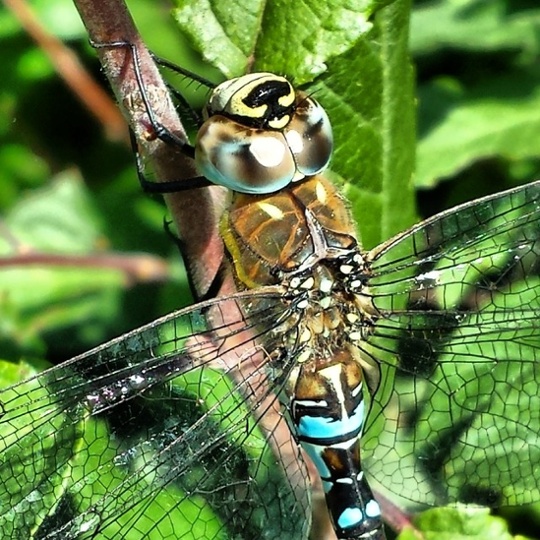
[195, 73, 333, 194]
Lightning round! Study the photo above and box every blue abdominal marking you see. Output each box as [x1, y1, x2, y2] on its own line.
[366, 500, 382, 518]
[338, 507, 364, 529]
[297, 398, 365, 440]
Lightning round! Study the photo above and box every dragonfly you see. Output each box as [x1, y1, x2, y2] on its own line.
[1, 57, 540, 540]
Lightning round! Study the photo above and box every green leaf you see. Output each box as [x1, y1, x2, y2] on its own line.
[410, 0, 540, 57]
[0, 359, 86, 538]
[172, 368, 307, 538]
[0, 144, 49, 195]
[397, 506, 519, 540]
[411, 0, 540, 190]
[321, 0, 416, 248]
[407, 305, 540, 503]
[32, 0, 86, 41]
[5, 172, 103, 252]
[0, 358, 41, 390]
[0, 349, 307, 539]
[416, 71, 540, 188]
[0, 174, 124, 353]
[173, 0, 386, 83]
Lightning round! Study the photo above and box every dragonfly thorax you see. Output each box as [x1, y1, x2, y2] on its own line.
[222, 175, 363, 288]
[281, 251, 377, 364]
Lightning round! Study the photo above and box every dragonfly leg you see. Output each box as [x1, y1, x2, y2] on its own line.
[91, 39, 212, 193]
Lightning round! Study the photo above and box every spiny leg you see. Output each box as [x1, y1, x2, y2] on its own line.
[92, 38, 213, 193]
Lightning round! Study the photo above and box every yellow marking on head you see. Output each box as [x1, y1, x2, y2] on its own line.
[232, 102, 267, 119]
[228, 74, 281, 119]
[279, 90, 295, 108]
[269, 115, 290, 130]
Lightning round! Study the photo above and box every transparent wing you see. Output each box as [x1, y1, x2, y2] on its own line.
[0, 289, 311, 540]
[363, 180, 540, 509]
[4, 178, 540, 539]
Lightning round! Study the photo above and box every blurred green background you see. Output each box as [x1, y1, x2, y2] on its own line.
[0, 0, 540, 537]
[0, 0, 203, 362]
[2, 0, 538, 359]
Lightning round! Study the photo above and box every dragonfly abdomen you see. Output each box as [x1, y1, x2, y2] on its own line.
[288, 354, 384, 540]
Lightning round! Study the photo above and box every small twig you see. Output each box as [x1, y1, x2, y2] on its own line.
[0, 251, 170, 286]
[4, 0, 127, 143]
[72, 0, 234, 300]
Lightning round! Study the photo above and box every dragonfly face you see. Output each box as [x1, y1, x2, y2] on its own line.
[1, 68, 540, 540]
[195, 73, 333, 194]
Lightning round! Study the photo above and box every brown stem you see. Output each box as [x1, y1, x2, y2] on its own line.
[72, 0, 234, 300]
[0, 251, 170, 286]
[4, 0, 127, 143]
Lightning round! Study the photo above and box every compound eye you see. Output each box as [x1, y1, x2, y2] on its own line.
[195, 115, 296, 194]
[284, 95, 333, 178]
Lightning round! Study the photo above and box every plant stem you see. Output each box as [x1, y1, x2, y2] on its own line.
[72, 0, 233, 300]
